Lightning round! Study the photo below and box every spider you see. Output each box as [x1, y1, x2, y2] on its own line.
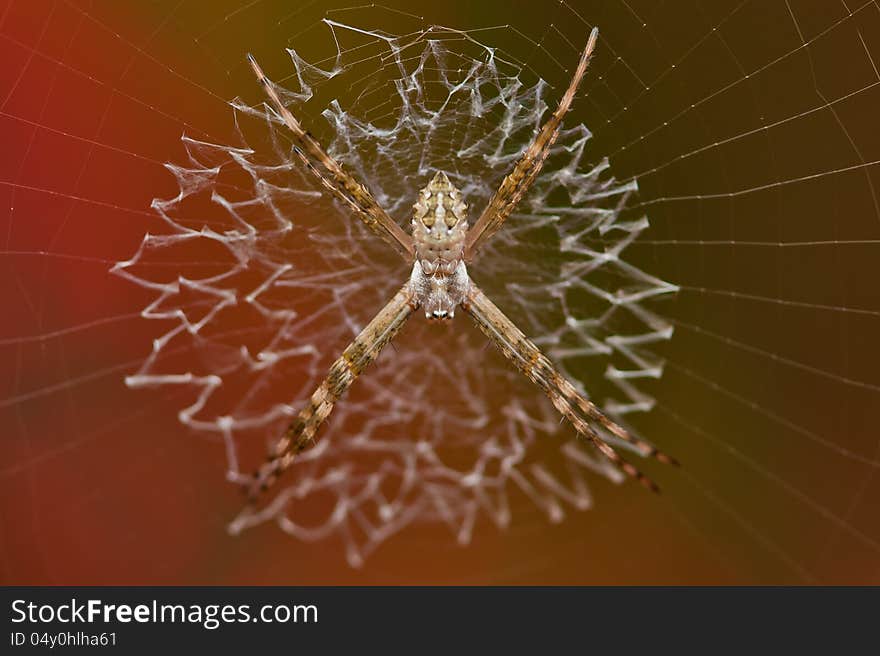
[245, 27, 677, 504]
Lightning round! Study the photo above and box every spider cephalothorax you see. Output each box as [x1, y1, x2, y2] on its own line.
[410, 171, 470, 320]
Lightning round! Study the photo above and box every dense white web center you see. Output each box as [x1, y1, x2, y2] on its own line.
[114, 18, 675, 566]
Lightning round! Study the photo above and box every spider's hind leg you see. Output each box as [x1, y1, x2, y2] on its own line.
[244, 283, 417, 505]
[462, 283, 676, 493]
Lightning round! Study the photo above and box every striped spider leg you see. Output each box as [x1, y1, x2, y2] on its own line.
[462, 284, 678, 493]
[246, 28, 677, 505]
[464, 27, 599, 260]
[247, 54, 414, 260]
[249, 284, 418, 500]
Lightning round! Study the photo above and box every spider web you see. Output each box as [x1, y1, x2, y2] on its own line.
[2, 0, 879, 583]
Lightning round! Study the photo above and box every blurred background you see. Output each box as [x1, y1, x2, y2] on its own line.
[1, 0, 879, 584]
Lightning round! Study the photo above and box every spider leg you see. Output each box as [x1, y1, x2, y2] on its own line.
[247, 54, 414, 260]
[465, 27, 599, 260]
[248, 283, 418, 503]
[462, 282, 677, 492]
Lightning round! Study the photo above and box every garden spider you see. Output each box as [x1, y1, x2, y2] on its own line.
[245, 27, 677, 504]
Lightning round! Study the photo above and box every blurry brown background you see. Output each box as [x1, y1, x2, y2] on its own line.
[1, 0, 879, 584]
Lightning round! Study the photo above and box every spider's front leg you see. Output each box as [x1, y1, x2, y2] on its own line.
[462, 283, 677, 492]
[465, 27, 599, 259]
[247, 54, 414, 261]
[248, 283, 418, 502]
